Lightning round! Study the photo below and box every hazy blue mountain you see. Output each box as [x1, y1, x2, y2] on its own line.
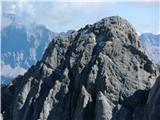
[140, 33, 160, 65]
[2, 23, 55, 68]
[1, 13, 56, 84]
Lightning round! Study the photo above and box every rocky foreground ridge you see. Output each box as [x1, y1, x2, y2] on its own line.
[1, 16, 160, 120]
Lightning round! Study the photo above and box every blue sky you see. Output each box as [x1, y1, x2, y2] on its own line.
[1, 0, 160, 34]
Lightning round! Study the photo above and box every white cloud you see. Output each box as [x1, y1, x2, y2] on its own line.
[142, 30, 152, 34]
[11, 4, 16, 9]
[142, 30, 160, 35]
[1, 61, 27, 78]
[30, 2, 109, 32]
[2, 0, 159, 33]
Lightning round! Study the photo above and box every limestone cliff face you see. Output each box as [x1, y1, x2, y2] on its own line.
[1, 16, 159, 120]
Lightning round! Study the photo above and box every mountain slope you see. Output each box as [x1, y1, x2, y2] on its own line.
[140, 33, 160, 65]
[1, 16, 159, 120]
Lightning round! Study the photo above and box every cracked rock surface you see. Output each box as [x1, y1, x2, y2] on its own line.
[1, 16, 160, 120]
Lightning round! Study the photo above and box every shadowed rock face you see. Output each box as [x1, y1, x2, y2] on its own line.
[1, 16, 159, 120]
[112, 76, 160, 120]
[143, 76, 160, 120]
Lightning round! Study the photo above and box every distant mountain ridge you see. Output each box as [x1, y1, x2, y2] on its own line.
[140, 32, 160, 65]
[1, 13, 56, 84]
[1, 13, 76, 84]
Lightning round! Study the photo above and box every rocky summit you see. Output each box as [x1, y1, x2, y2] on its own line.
[1, 16, 160, 120]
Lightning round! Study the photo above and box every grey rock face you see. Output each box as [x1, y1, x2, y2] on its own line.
[1, 16, 159, 120]
[112, 75, 160, 120]
[142, 76, 160, 120]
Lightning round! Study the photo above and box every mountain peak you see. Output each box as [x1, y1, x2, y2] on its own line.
[78, 16, 141, 49]
[1, 16, 159, 120]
